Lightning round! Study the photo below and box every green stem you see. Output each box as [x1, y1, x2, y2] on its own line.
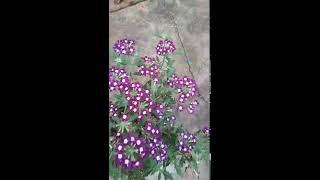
[124, 104, 127, 114]
[160, 56, 166, 70]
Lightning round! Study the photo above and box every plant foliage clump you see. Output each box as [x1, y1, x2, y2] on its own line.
[109, 37, 210, 180]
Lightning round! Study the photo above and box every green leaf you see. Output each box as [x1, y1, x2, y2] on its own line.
[162, 169, 173, 180]
[150, 163, 162, 175]
[142, 158, 158, 176]
[134, 56, 145, 66]
[154, 32, 166, 39]
[190, 152, 199, 172]
[114, 93, 127, 108]
[114, 57, 130, 66]
[139, 102, 148, 110]
[174, 160, 183, 177]
[114, 57, 122, 63]
[129, 114, 138, 121]
[166, 68, 175, 78]
[158, 172, 162, 180]
[110, 48, 119, 60]
[109, 158, 124, 180]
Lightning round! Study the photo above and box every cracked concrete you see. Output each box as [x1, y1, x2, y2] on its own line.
[109, 0, 210, 179]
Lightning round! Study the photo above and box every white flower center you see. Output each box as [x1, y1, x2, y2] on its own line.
[136, 140, 141, 145]
[118, 154, 123, 159]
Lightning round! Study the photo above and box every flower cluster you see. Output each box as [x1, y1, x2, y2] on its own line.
[114, 133, 148, 170]
[178, 131, 198, 153]
[163, 114, 176, 126]
[155, 39, 176, 55]
[124, 82, 165, 120]
[109, 38, 210, 177]
[144, 121, 168, 162]
[108, 67, 167, 121]
[138, 63, 160, 83]
[109, 102, 119, 117]
[148, 139, 168, 162]
[144, 121, 161, 137]
[167, 74, 200, 114]
[113, 38, 136, 56]
[142, 56, 156, 63]
[202, 126, 210, 137]
[109, 67, 130, 92]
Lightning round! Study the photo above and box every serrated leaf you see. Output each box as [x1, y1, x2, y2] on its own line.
[115, 94, 127, 108]
[162, 170, 173, 180]
[174, 160, 183, 177]
[114, 57, 122, 63]
[143, 158, 158, 176]
[166, 68, 175, 78]
[129, 114, 138, 121]
[158, 172, 162, 180]
[110, 48, 119, 60]
[150, 164, 162, 175]
[190, 153, 199, 171]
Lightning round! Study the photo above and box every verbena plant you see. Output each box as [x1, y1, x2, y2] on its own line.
[109, 36, 210, 180]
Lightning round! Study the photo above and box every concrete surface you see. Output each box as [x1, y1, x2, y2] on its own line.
[109, 0, 211, 179]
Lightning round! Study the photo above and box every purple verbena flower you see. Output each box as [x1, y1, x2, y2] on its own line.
[166, 74, 200, 114]
[114, 133, 148, 171]
[113, 38, 136, 56]
[202, 126, 210, 137]
[155, 39, 176, 55]
[109, 67, 131, 92]
[178, 131, 198, 153]
[147, 138, 168, 162]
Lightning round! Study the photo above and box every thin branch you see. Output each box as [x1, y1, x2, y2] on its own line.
[109, 0, 147, 13]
